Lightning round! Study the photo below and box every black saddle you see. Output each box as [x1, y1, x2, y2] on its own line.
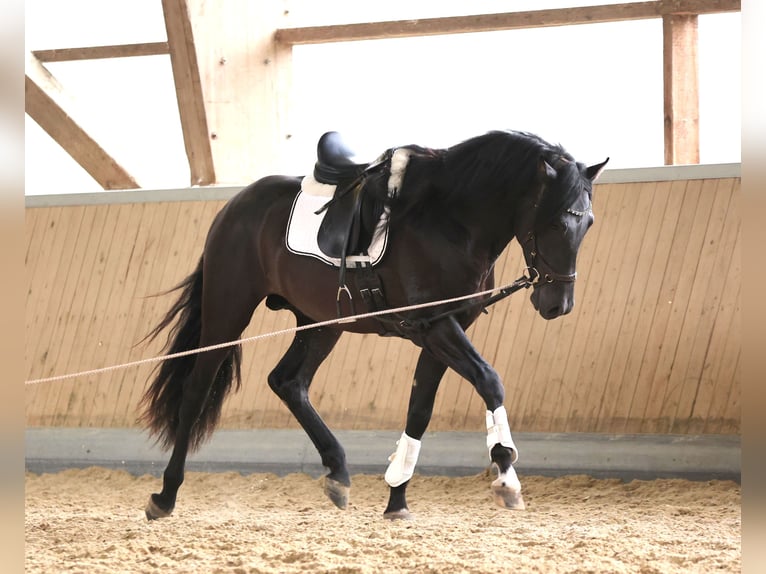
[310, 132, 393, 316]
[313, 131, 370, 185]
[313, 132, 390, 260]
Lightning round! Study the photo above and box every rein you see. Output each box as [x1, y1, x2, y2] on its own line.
[375, 269, 539, 334]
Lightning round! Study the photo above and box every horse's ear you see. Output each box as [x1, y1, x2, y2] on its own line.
[586, 157, 610, 182]
[539, 158, 557, 181]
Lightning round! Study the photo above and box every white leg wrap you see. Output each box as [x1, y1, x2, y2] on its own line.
[384, 432, 422, 487]
[486, 406, 519, 463]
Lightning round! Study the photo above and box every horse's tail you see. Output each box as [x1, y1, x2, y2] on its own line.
[138, 257, 242, 452]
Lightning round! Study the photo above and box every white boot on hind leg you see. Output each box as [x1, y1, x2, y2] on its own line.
[384, 432, 421, 488]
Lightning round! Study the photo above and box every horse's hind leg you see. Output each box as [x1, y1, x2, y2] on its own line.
[267, 314, 348, 508]
[145, 262, 260, 519]
[383, 349, 447, 520]
[145, 346, 239, 520]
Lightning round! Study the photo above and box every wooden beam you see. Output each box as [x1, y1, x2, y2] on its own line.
[186, 0, 294, 184]
[276, 0, 740, 45]
[33, 42, 169, 63]
[663, 14, 700, 165]
[162, 0, 216, 186]
[24, 52, 140, 190]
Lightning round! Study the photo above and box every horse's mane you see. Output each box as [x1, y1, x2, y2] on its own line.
[393, 130, 584, 228]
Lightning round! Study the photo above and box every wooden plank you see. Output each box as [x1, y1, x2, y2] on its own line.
[276, 0, 740, 45]
[543, 180, 614, 431]
[668, 178, 738, 432]
[36, 206, 102, 425]
[591, 182, 659, 432]
[520, 311, 568, 431]
[558, 183, 626, 431]
[336, 330, 376, 429]
[107, 201, 172, 427]
[598, 181, 673, 432]
[117, 200, 214, 430]
[24, 207, 55, 361]
[568, 185, 639, 432]
[27, 206, 107, 424]
[698, 192, 741, 434]
[24, 206, 66, 380]
[24, 53, 140, 190]
[716, 327, 741, 434]
[554, 181, 625, 431]
[31, 205, 108, 425]
[640, 178, 715, 432]
[24, 207, 46, 280]
[663, 13, 699, 165]
[26, 207, 84, 384]
[37, 206, 99, 418]
[92, 203, 173, 427]
[621, 180, 695, 432]
[70, 204, 141, 427]
[25, 206, 84, 425]
[370, 337, 418, 430]
[33, 42, 169, 62]
[104, 201, 162, 427]
[97, 202, 154, 427]
[689, 192, 740, 433]
[51, 204, 126, 426]
[162, 0, 216, 186]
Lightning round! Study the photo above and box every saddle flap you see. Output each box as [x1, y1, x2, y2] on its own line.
[317, 173, 389, 259]
[317, 185, 363, 258]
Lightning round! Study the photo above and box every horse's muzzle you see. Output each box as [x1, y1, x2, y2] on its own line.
[531, 285, 573, 320]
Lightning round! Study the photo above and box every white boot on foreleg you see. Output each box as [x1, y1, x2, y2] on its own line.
[486, 405, 525, 510]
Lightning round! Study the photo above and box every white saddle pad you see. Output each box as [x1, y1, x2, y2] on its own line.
[285, 148, 411, 268]
[286, 177, 391, 267]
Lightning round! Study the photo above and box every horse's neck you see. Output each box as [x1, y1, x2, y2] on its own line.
[442, 183, 519, 263]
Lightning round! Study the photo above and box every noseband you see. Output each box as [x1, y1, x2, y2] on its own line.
[522, 205, 589, 287]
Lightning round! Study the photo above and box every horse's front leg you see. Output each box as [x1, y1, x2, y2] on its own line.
[419, 316, 525, 511]
[383, 349, 447, 519]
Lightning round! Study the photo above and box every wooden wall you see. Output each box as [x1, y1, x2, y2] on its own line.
[25, 171, 740, 435]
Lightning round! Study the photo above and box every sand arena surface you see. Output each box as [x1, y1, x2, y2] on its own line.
[25, 468, 739, 573]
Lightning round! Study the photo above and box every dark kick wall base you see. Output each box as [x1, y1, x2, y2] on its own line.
[25, 428, 741, 483]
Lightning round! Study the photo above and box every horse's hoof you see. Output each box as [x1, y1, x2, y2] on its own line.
[491, 483, 526, 510]
[383, 508, 413, 521]
[323, 477, 349, 509]
[145, 494, 173, 520]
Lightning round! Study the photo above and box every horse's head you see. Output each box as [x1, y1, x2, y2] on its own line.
[516, 155, 609, 320]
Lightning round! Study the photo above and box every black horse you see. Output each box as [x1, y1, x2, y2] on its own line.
[140, 130, 608, 520]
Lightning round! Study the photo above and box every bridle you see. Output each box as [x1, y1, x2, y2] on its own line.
[521, 203, 591, 288]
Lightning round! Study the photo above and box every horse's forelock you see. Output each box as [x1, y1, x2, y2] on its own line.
[533, 153, 586, 229]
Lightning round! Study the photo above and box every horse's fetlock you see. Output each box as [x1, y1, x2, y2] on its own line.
[490, 443, 515, 472]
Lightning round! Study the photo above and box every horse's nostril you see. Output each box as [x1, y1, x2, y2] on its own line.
[546, 306, 561, 318]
